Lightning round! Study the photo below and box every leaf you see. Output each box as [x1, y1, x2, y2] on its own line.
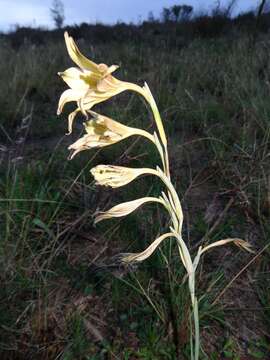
[201, 238, 254, 255]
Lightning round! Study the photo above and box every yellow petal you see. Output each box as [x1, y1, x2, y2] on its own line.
[96, 75, 123, 93]
[105, 64, 119, 76]
[67, 108, 80, 135]
[68, 135, 90, 159]
[64, 32, 99, 72]
[79, 90, 109, 113]
[86, 112, 154, 142]
[83, 75, 145, 112]
[90, 165, 158, 188]
[68, 112, 155, 158]
[58, 67, 89, 91]
[68, 133, 120, 158]
[121, 233, 174, 263]
[57, 89, 86, 115]
[85, 113, 130, 137]
[94, 197, 164, 224]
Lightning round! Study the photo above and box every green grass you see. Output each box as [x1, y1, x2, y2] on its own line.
[1, 30, 270, 359]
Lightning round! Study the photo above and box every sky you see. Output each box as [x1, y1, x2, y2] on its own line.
[0, 0, 260, 32]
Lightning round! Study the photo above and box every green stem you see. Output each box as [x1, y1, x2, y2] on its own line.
[194, 297, 200, 360]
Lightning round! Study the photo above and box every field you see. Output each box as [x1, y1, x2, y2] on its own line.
[0, 22, 270, 359]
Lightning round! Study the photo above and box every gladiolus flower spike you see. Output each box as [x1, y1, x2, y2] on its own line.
[57, 32, 252, 360]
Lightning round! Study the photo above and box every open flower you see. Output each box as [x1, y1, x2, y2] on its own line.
[57, 32, 144, 133]
[68, 112, 154, 159]
[90, 165, 157, 188]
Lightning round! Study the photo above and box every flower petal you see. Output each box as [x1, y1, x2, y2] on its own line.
[96, 75, 123, 93]
[64, 32, 99, 72]
[121, 232, 174, 263]
[94, 197, 164, 224]
[58, 67, 89, 91]
[86, 112, 153, 141]
[79, 90, 110, 113]
[90, 165, 157, 188]
[68, 133, 120, 158]
[68, 112, 155, 158]
[67, 108, 80, 135]
[57, 89, 86, 115]
[105, 64, 120, 76]
[86, 112, 130, 135]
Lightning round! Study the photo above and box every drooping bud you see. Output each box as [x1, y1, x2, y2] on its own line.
[90, 165, 157, 188]
[94, 197, 164, 224]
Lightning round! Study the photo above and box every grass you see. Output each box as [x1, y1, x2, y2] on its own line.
[0, 28, 270, 359]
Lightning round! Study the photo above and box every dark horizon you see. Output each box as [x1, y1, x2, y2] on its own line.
[0, 0, 258, 32]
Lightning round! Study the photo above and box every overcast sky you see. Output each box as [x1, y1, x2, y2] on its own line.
[0, 0, 259, 31]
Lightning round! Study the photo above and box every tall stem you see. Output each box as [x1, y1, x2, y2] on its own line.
[193, 297, 200, 360]
[131, 81, 200, 359]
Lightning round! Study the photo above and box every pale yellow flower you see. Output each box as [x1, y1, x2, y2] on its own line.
[94, 197, 164, 224]
[68, 112, 154, 159]
[90, 165, 158, 188]
[57, 32, 145, 132]
[121, 232, 174, 263]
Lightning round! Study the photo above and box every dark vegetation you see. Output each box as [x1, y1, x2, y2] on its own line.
[2, 6, 270, 48]
[0, 2, 270, 359]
